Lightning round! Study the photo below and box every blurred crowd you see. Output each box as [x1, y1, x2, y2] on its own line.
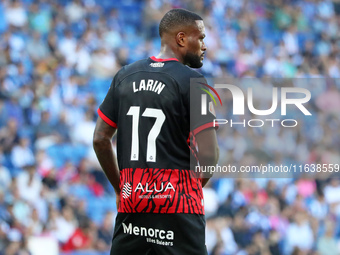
[0, 0, 340, 254]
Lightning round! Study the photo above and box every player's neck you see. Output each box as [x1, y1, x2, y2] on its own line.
[157, 46, 183, 63]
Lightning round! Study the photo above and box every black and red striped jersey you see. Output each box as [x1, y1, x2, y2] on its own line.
[98, 56, 216, 214]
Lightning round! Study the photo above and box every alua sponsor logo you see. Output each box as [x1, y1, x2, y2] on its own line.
[134, 182, 175, 193]
[121, 182, 132, 199]
[121, 182, 175, 199]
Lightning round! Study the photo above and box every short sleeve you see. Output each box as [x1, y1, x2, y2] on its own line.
[190, 77, 218, 135]
[98, 76, 119, 128]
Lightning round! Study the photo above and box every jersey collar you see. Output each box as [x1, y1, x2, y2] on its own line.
[150, 56, 179, 62]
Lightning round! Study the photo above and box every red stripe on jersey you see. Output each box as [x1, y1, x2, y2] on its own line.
[192, 121, 218, 136]
[150, 56, 179, 62]
[188, 132, 199, 161]
[97, 108, 117, 128]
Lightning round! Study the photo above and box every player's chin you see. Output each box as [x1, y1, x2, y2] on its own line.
[185, 54, 204, 68]
[191, 60, 203, 69]
[197, 61, 204, 68]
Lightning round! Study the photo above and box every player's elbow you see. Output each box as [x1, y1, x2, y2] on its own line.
[93, 136, 102, 150]
[93, 118, 117, 151]
[199, 145, 219, 166]
[93, 133, 110, 150]
[215, 145, 220, 164]
[195, 128, 219, 167]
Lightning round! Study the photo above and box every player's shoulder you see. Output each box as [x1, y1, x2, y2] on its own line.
[162, 62, 205, 90]
[175, 64, 204, 79]
[170, 66, 206, 95]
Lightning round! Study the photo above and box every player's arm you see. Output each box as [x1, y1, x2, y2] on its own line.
[195, 127, 219, 187]
[93, 117, 120, 195]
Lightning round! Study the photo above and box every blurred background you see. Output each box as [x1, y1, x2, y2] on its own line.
[0, 0, 340, 254]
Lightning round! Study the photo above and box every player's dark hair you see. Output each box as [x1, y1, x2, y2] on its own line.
[159, 9, 203, 37]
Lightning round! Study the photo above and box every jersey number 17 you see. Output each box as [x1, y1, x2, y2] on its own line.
[127, 106, 165, 162]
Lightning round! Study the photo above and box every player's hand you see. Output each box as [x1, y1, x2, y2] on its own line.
[116, 193, 120, 210]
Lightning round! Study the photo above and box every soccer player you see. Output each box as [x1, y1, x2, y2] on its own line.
[93, 9, 219, 255]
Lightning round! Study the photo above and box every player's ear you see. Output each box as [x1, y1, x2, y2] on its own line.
[176, 32, 186, 47]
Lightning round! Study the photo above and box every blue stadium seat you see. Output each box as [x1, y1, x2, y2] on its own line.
[0, 4, 7, 33]
[68, 184, 92, 199]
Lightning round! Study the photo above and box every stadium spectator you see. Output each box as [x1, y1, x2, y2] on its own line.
[61, 216, 94, 252]
[53, 205, 77, 244]
[96, 211, 114, 252]
[16, 164, 42, 204]
[11, 137, 35, 169]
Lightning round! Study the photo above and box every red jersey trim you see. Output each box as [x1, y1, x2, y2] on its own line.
[192, 122, 218, 136]
[150, 56, 179, 62]
[97, 108, 117, 128]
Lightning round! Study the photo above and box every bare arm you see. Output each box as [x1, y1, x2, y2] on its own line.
[93, 117, 120, 195]
[195, 128, 219, 187]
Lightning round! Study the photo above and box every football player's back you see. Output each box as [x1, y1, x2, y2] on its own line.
[93, 8, 219, 255]
[98, 56, 207, 214]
